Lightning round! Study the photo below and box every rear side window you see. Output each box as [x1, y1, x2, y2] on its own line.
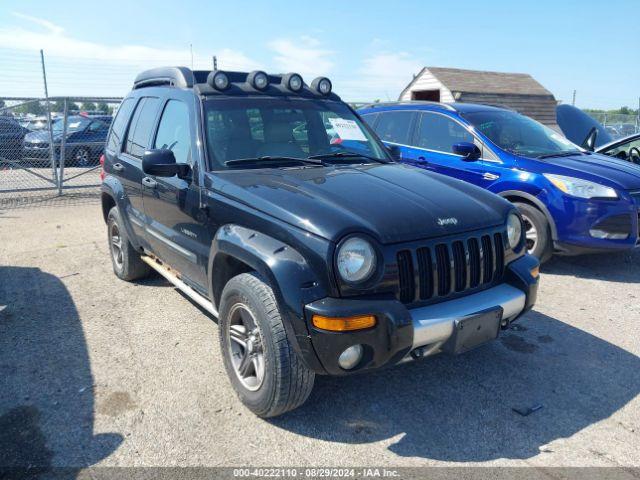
[374, 111, 415, 144]
[415, 112, 475, 153]
[154, 100, 192, 164]
[106, 98, 135, 152]
[125, 97, 160, 158]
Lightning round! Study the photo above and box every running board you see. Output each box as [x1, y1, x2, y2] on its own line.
[141, 255, 218, 317]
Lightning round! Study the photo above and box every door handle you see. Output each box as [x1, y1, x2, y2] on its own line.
[142, 177, 157, 188]
[112, 162, 124, 172]
[417, 156, 428, 162]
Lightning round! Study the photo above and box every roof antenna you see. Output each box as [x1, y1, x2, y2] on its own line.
[190, 44, 194, 69]
[213, 55, 218, 70]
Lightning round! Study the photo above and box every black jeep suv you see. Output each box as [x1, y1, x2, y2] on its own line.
[101, 67, 539, 417]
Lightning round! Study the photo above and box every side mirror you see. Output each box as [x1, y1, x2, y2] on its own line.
[386, 144, 402, 160]
[142, 149, 190, 178]
[453, 142, 481, 161]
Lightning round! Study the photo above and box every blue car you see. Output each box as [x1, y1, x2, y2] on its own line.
[358, 102, 640, 261]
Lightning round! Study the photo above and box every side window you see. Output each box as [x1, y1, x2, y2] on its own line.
[415, 112, 475, 154]
[374, 111, 415, 144]
[154, 100, 192, 164]
[360, 113, 380, 129]
[124, 97, 160, 159]
[106, 98, 135, 152]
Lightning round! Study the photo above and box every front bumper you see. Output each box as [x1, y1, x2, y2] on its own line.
[303, 254, 539, 375]
[549, 195, 640, 254]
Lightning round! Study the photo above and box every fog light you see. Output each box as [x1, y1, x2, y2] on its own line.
[589, 229, 629, 240]
[338, 344, 363, 370]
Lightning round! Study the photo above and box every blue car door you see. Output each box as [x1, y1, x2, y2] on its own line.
[408, 111, 489, 186]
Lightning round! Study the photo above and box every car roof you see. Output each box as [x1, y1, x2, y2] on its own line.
[357, 101, 509, 115]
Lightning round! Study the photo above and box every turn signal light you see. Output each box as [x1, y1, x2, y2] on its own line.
[99, 154, 106, 181]
[312, 314, 376, 332]
[530, 266, 540, 279]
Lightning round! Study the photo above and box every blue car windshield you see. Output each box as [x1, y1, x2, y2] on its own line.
[203, 97, 388, 169]
[463, 110, 583, 158]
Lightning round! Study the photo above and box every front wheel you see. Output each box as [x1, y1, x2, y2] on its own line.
[218, 272, 315, 417]
[514, 202, 552, 263]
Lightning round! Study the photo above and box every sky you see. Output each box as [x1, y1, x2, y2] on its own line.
[0, 0, 638, 109]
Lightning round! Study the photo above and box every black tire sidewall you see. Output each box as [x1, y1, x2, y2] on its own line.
[515, 202, 551, 262]
[218, 277, 279, 414]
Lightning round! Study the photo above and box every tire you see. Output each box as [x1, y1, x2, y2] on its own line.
[514, 202, 552, 263]
[218, 272, 315, 417]
[107, 207, 150, 281]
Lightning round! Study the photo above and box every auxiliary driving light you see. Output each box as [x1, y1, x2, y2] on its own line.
[209, 70, 230, 90]
[248, 70, 269, 90]
[311, 76, 332, 96]
[338, 345, 364, 370]
[283, 72, 304, 92]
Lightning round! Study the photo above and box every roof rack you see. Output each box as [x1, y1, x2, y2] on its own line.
[133, 67, 196, 89]
[359, 100, 456, 111]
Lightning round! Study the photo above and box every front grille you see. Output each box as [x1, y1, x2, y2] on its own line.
[396, 231, 506, 304]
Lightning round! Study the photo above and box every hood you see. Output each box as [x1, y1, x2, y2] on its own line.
[210, 163, 511, 244]
[523, 152, 640, 190]
[24, 130, 63, 143]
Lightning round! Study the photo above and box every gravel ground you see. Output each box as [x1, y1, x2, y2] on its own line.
[0, 202, 639, 471]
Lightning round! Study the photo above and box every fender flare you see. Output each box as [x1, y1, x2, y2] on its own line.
[497, 189, 558, 241]
[208, 224, 328, 373]
[100, 179, 143, 250]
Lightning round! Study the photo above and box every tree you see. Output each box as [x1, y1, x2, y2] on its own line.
[81, 102, 97, 112]
[96, 102, 111, 114]
[619, 106, 631, 115]
[14, 101, 45, 116]
[0, 99, 5, 109]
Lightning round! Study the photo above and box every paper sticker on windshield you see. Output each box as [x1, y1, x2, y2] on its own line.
[68, 121, 81, 129]
[328, 118, 367, 141]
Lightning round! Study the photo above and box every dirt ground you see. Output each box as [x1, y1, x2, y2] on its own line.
[1, 201, 639, 471]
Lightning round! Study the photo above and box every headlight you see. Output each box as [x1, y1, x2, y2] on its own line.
[544, 174, 618, 199]
[507, 213, 523, 250]
[336, 237, 376, 283]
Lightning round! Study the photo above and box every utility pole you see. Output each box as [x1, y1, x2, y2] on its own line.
[213, 55, 217, 70]
[572, 90, 576, 106]
[40, 49, 57, 186]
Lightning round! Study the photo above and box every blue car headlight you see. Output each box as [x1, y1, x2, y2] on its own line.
[544, 174, 618, 199]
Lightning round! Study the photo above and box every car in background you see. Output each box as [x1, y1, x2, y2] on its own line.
[358, 102, 640, 261]
[20, 116, 50, 131]
[0, 115, 29, 165]
[22, 114, 112, 167]
[596, 133, 640, 165]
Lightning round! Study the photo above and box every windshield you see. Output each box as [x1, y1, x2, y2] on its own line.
[463, 110, 583, 158]
[203, 97, 389, 169]
[51, 116, 91, 134]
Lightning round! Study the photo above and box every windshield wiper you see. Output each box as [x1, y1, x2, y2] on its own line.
[225, 156, 324, 168]
[307, 152, 389, 164]
[537, 151, 585, 159]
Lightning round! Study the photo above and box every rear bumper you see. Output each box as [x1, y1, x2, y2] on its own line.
[303, 254, 539, 375]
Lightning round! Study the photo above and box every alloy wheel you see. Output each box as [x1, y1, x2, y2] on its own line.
[227, 303, 265, 391]
[522, 213, 538, 253]
[110, 223, 124, 269]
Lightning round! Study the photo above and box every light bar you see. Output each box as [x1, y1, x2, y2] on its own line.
[311, 77, 332, 96]
[247, 70, 269, 90]
[282, 72, 304, 92]
[208, 70, 230, 90]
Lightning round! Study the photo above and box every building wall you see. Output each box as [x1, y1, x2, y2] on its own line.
[399, 69, 455, 103]
[459, 92, 558, 127]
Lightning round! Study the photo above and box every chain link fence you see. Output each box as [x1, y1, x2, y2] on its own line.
[0, 97, 122, 206]
[586, 112, 640, 140]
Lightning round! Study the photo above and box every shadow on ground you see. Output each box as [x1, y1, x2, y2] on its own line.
[542, 249, 640, 283]
[0, 266, 122, 475]
[270, 310, 640, 461]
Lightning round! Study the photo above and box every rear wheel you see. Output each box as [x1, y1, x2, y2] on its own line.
[107, 207, 150, 281]
[219, 272, 315, 417]
[73, 147, 91, 167]
[514, 202, 552, 263]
